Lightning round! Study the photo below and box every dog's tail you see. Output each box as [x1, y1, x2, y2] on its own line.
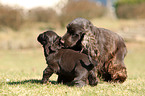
[80, 60, 94, 71]
[80, 56, 97, 71]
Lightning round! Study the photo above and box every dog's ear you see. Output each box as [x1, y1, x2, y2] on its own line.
[37, 32, 50, 57]
[49, 37, 62, 52]
[44, 44, 50, 57]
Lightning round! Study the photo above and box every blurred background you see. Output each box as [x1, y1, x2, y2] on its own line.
[0, 0, 145, 49]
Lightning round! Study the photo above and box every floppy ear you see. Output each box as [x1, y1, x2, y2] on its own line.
[49, 37, 62, 52]
[43, 44, 50, 57]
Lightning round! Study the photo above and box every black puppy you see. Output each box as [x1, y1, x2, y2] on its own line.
[37, 30, 98, 87]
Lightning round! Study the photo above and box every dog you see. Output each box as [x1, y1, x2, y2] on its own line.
[37, 30, 98, 87]
[61, 17, 127, 83]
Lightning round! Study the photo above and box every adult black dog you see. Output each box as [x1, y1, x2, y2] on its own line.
[61, 18, 127, 83]
[37, 30, 98, 87]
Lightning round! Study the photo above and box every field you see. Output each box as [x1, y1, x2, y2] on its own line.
[0, 18, 145, 95]
[0, 42, 145, 96]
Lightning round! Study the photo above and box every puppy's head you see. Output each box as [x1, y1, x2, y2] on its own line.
[61, 18, 93, 48]
[37, 30, 60, 56]
[37, 30, 58, 46]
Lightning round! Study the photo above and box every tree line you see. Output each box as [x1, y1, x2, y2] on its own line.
[0, 0, 145, 30]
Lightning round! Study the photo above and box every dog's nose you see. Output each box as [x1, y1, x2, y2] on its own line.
[60, 39, 65, 44]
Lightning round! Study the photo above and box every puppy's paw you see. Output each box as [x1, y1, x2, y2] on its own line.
[41, 79, 50, 84]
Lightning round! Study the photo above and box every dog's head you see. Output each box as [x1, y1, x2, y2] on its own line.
[37, 30, 61, 56]
[61, 18, 93, 49]
[37, 30, 58, 46]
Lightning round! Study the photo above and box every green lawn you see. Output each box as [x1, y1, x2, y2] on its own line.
[0, 43, 145, 96]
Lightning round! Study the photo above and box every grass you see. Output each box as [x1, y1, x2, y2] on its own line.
[0, 42, 145, 96]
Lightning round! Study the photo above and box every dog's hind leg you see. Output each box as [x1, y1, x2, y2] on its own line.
[71, 68, 88, 87]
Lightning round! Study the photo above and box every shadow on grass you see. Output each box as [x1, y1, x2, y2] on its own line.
[7, 79, 57, 85]
[7, 79, 103, 87]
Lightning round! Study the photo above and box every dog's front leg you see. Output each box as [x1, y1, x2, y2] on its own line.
[41, 66, 53, 84]
[57, 75, 63, 84]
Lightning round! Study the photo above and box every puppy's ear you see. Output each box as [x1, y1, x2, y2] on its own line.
[43, 44, 50, 57]
[49, 37, 62, 52]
